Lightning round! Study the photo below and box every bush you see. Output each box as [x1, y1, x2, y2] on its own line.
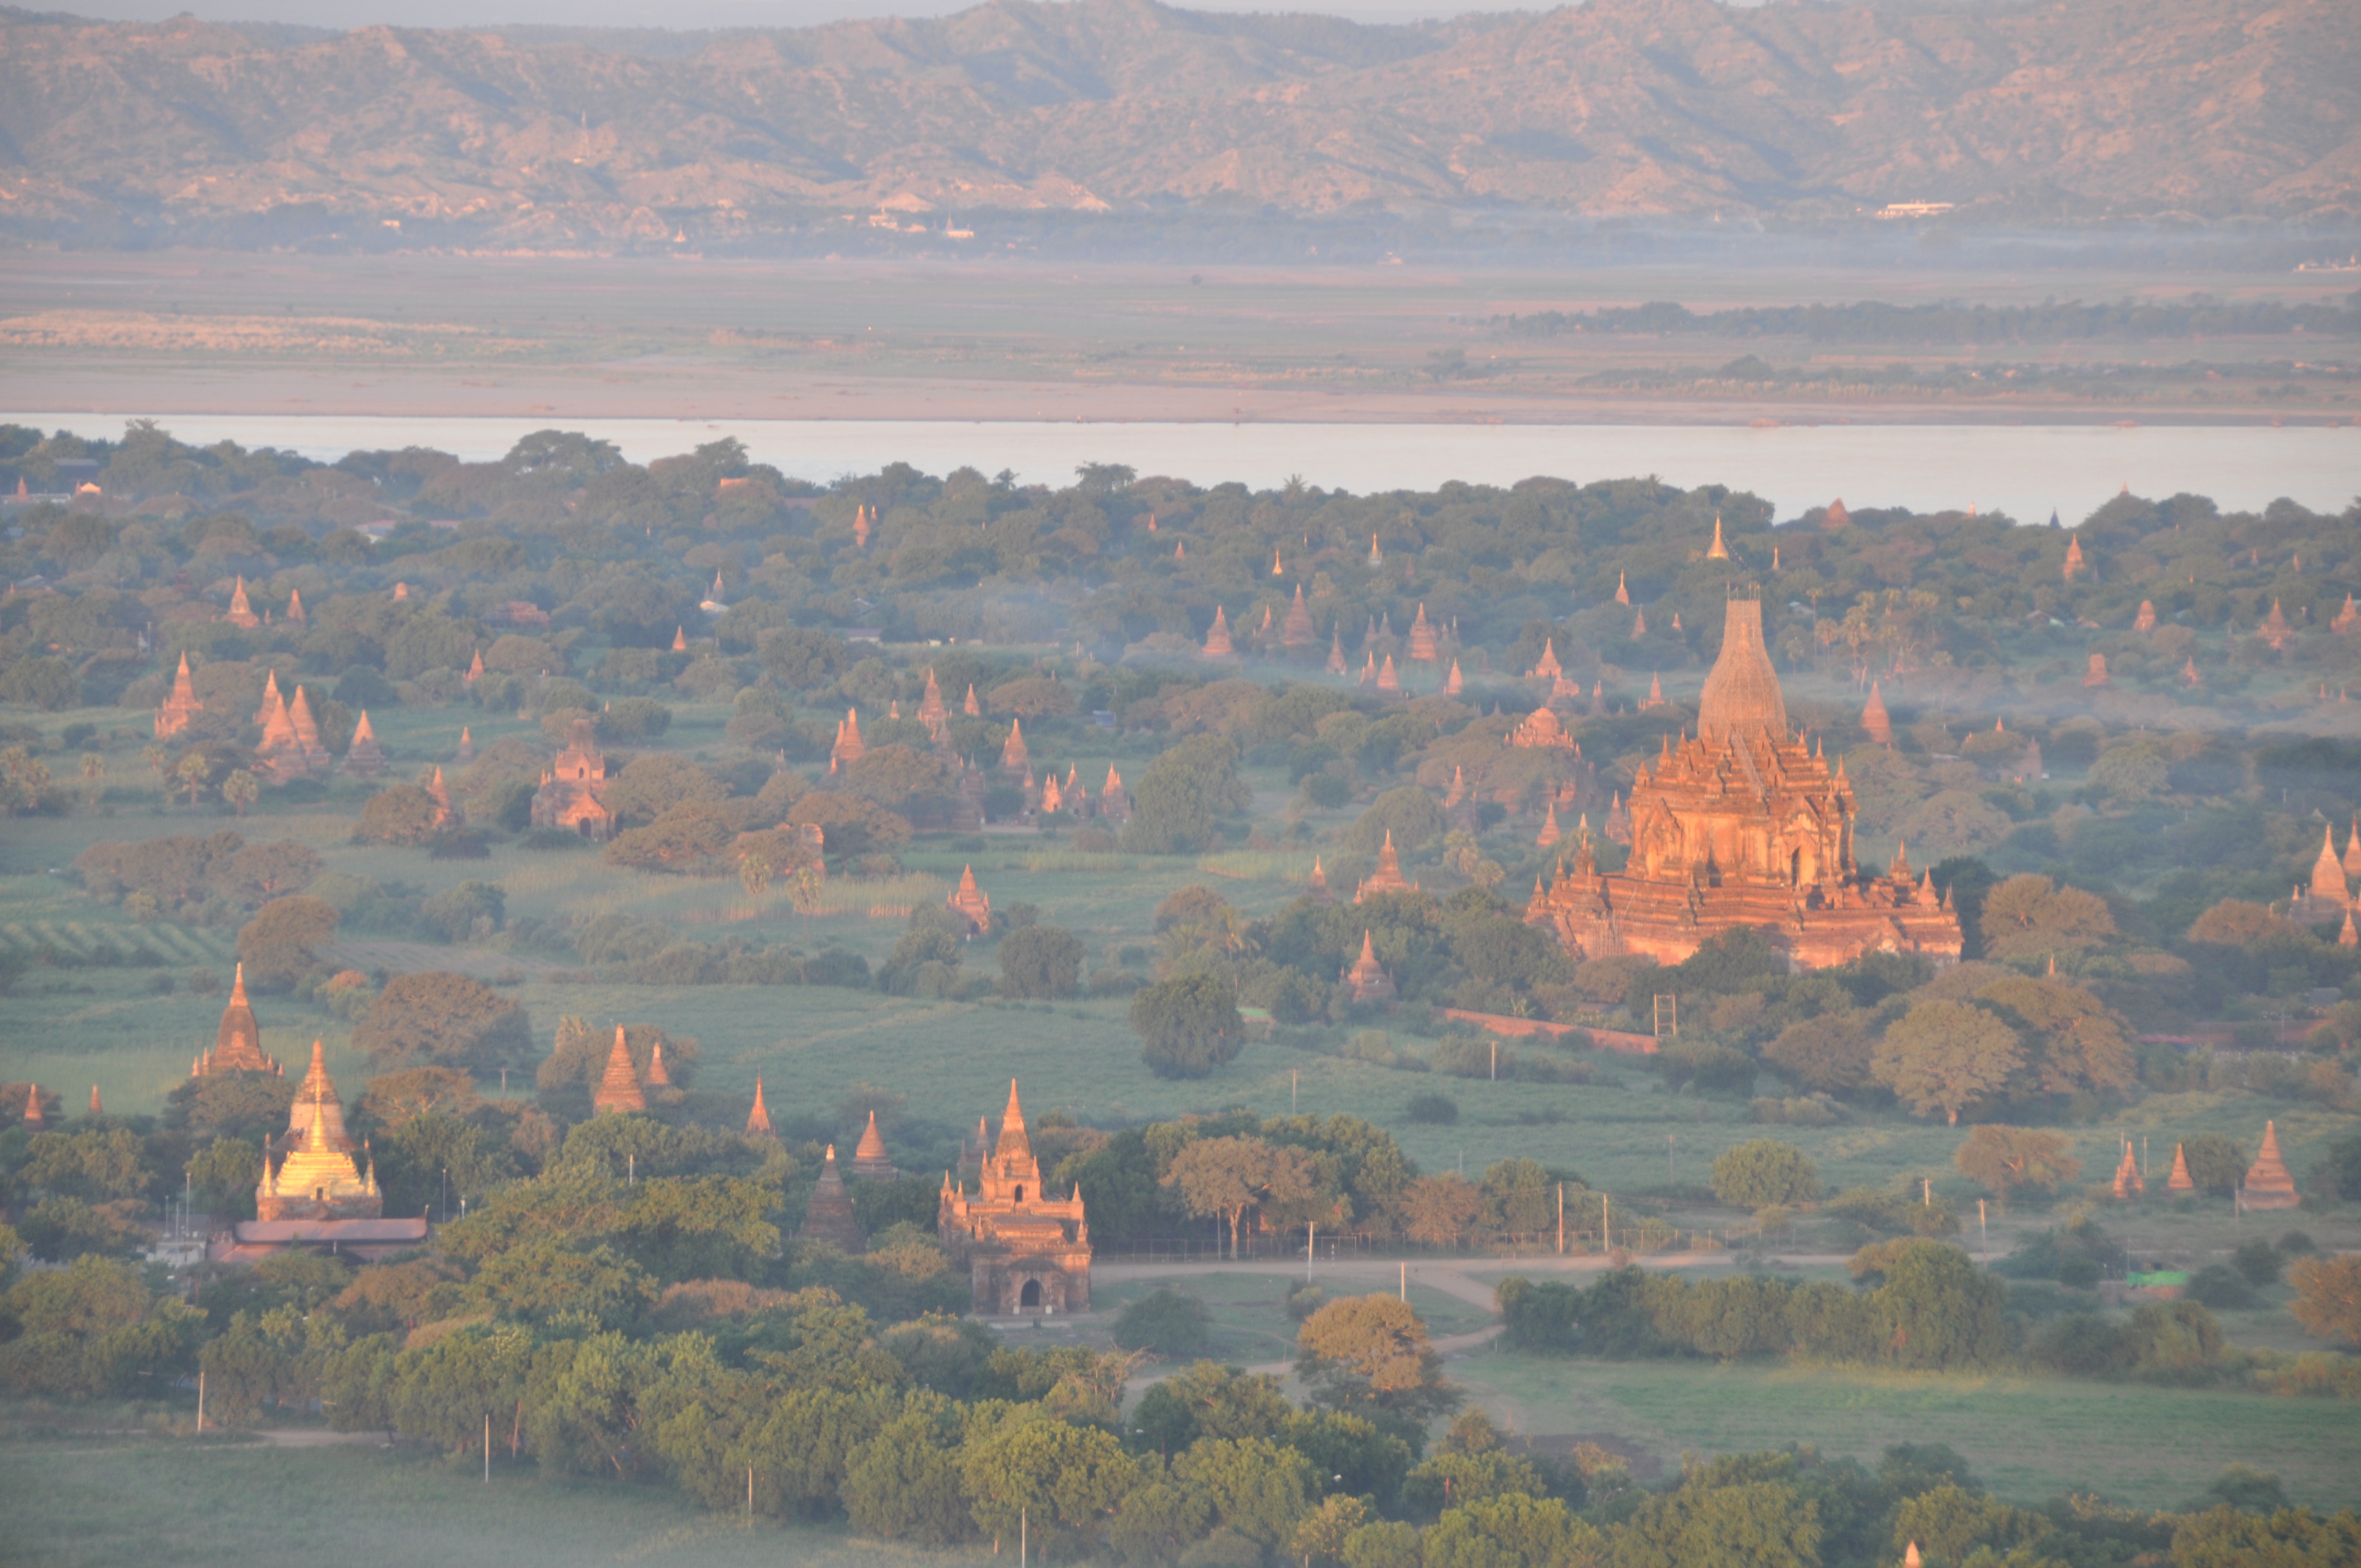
[1113, 1287, 1211, 1357]
[599, 696, 672, 739]
[1302, 772, 1351, 810]
[997, 925, 1084, 999]
[1710, 1140, 1821, 1208]
[1406, 1092, 1459, 1125]
[2057, 1257, 2101, 1290]
[2185, 1265, 2254, 1309]
[1131, 972, 1243, 1078]
[352, 970, 533, 1070]
[2232, 1238, 2284, 1286]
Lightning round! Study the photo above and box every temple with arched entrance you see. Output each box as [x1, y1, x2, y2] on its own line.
[937, 1080, 1092, 1315]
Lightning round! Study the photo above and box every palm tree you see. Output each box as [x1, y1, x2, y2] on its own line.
[220, 769, 258, 817]
[175, 751, 210, 807]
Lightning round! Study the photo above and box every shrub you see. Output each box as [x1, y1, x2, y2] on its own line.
[2057, 1257, 2101, 1290]
[2185, 1265, 2254, 1309]
[1405, 1093, 1458, 1125]
[2233, 1238, 2284, 1286]
[998, 925, 1084, 1000]
[1711, 1140, 1821, 1208]
[1131, 973, 1243, 1078]
[352, 970, 533, 1070]
[1113, 1288, 1212, 1357]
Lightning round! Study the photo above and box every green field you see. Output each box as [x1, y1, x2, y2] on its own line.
[0, 1434, 993, 1568]
[3, 711, 2356, 1210]
[1448, 1349, 2361, 1513]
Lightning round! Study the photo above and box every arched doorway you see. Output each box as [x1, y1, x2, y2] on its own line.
[1020, 1279, 1042, 1309]
[1013, 1185, 1026, 1202]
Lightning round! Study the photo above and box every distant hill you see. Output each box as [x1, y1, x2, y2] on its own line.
[0, 0, 2352, 250]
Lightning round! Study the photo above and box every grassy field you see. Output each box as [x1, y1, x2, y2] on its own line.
[4, 740, 2356, 1215]
[1448, 1349, 2361, 1513]
[0, 1433, 993, 1568]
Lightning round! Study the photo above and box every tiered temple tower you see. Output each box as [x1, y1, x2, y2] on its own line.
[155, 653, 204, 738]
[531, 717, 616, 840]
[938, 1081, 1092, 1315]
[192, 965, 280, 1077]
[1526, 598, 1964, 970]
[256, 1094, 380, 1222]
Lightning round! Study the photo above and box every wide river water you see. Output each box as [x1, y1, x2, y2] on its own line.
[12, 412, 2357, 526]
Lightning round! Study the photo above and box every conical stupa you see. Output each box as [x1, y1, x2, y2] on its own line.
[593, 1026, 645, 1114]
[2238, 1121, 2299, 1210]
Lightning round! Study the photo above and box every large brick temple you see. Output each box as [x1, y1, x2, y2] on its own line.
[1526, 597, 1963, 971]
[938, 1081, 1092, 1315]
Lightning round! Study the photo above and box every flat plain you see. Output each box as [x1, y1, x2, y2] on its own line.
[2, 252, 2352, 427]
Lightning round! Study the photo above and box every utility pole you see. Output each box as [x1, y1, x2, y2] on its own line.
[485, 1413, 491, 1483]
[1291, 1069, 1298, 1115]
[1490, 1039, 1497, 1081]
[1400, 1262, 1407, 1301]
[1557, 1184, 1564, 1255]
[1668, 1136, 1676, 1185]
[1978, 1199, 1988, 1261]
[1307, 1222, 1316, 1280]
[1021, 1506, 1028, 1568]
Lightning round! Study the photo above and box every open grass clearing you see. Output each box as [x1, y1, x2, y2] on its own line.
[0, 1432, 987, 1568]
[1450, 1350, 2361, 1514]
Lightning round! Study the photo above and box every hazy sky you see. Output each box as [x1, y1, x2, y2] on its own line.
[37, 0, 1530, 28]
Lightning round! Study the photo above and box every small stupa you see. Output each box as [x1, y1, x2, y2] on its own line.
[155, 652, 203, 738]
[799, 1146, 866, 1252]
[1343, 931, 1396, 1005]
[2083, 653, 2110, 687]
[342, 710, 385, 777]
[1528, 639, 1562, 681]
[1354, 830, 1415, 902]
[851, 1111, 899, 1180]
[2238, 1122, 2301, 1210]
[1308, 857, 1333, 904]
[1283, 586, 1316, 649]
[1537, 801, 1562, 848]
[1000, 717, 1031, 777]
[1408, 604, 1438, 661]
[1327, 625, 1347, 675]
[949, 865, 993, 932]
[746, 1078, 775, 1139]
[1377, 653, 1401, 693]
[592, 1026, 645, 1114]
[2112, 1140, 2144, 1199]
[1862, 680, 1894, 746]
[1446, 659, 1462, 694]
[2135, 600, 2157, 633]
[2166, 1141, 2195, 1194]
[1203, 606, 1235, 659]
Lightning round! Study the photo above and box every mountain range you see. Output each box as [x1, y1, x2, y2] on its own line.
[0, 0, 2353, 250]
